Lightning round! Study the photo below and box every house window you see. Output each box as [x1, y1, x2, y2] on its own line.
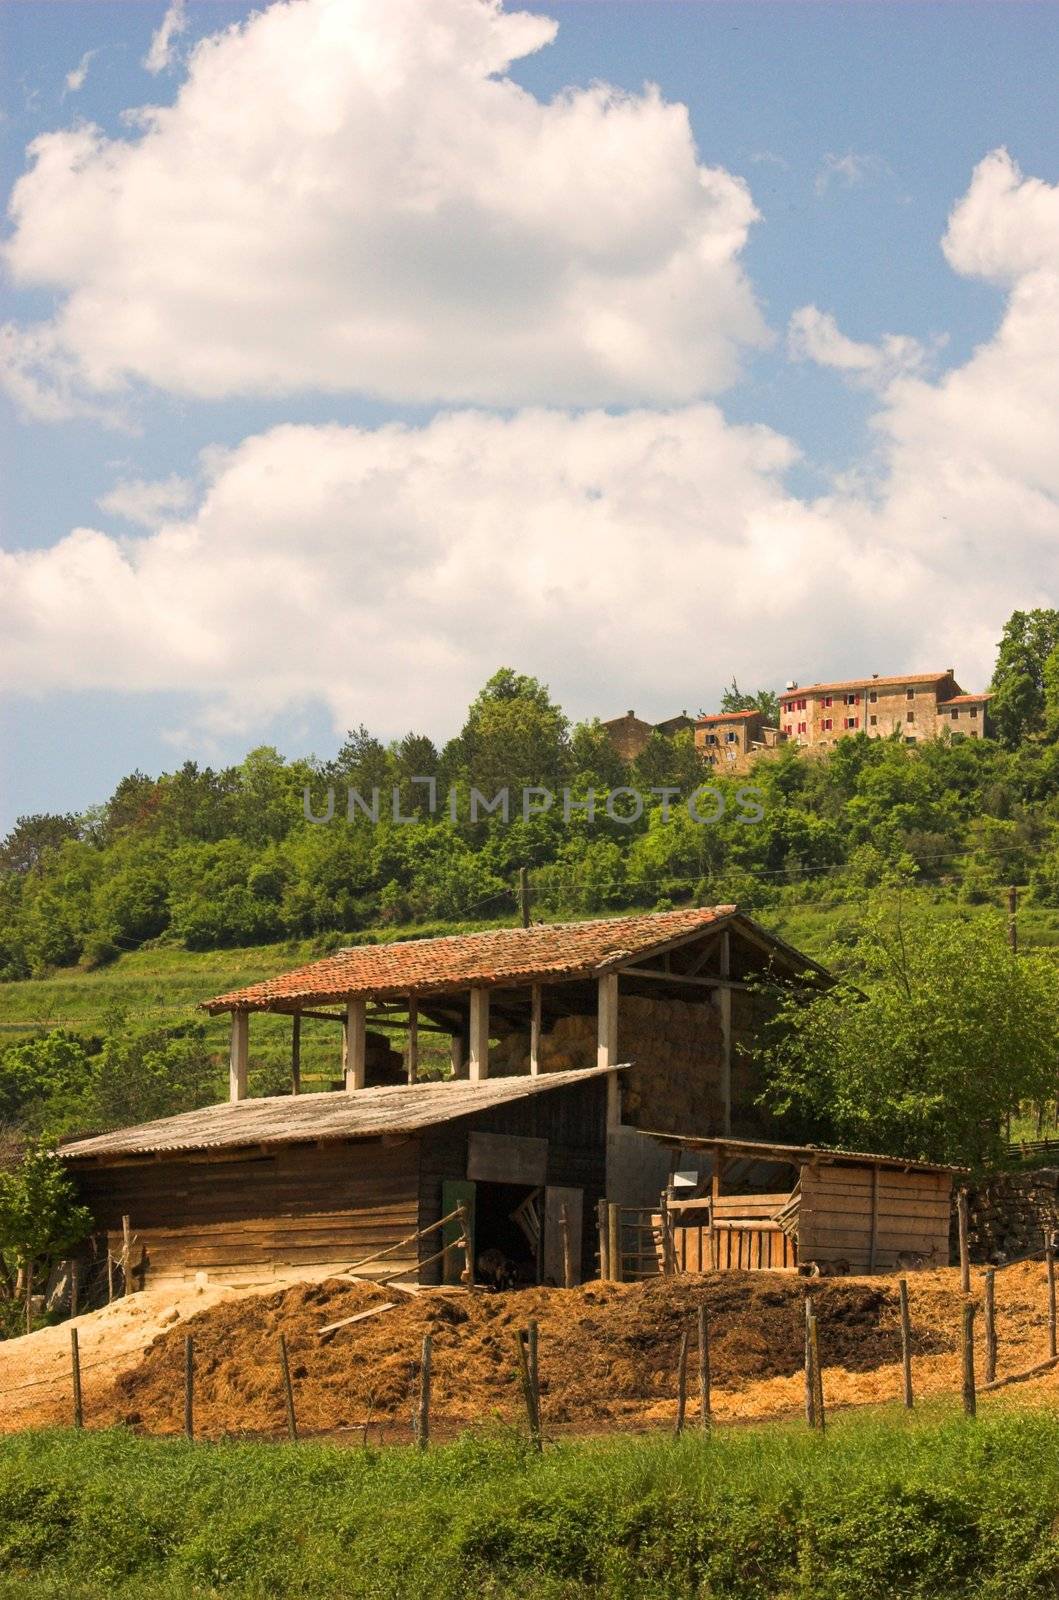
[823, 696, 833, 708]
[726, 731, 737, 742]
[706, 733, 717, 745]
[822, 718, 833, 731]
[843, 716, 859, 730]
[784, 724, 792, 736]
[950, 708, 959, 719]
[970, 707, 978, 719]
[906, 689, 915, 700]
[906, 711, 914, 722]
[869, 715, 877, 726]
[868, 690, 878, 703]
[798, 698, 807, 711]
[905, 735, 917, 744]
[797, 721, 807, 734]
[844, 693, 857, 705]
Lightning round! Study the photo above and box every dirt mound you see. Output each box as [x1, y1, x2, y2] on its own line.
[101, 1272, 947, 1440]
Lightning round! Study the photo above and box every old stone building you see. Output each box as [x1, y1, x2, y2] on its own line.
[694, 709, 786, 775]
[601, 708, 695, 761]
[778, 670, 991, 751]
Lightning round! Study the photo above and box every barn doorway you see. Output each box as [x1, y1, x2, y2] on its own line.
[472, 1182, 541, 1287]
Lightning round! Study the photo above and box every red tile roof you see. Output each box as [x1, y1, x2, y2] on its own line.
[202, 907, 739, 1013]
[779, 672, 958, 701]
[937, 693, 992, 706]
[696, 710, 760, 723]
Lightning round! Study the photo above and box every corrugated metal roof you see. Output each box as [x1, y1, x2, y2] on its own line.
[640, 1130, 966, 1175]
[201, 907, 741, 1013]
[59, 1066, 626, 1161]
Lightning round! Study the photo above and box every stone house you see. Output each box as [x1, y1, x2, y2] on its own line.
[694, 709, 786, 775]
[778, 670, 991, 751]
[601, 709, 695, 761]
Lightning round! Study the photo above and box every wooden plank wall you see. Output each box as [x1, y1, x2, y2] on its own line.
[70, 1138, 421, 1287]
[798, 1163, 952, 1270]
[418, 1076, 608, 1283]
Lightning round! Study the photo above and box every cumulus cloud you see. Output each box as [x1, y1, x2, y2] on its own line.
[144, 0, 188, 75]
[787, 306, 929, 388]
[2, 0, 766, 418]
[97, 474, 195, 527]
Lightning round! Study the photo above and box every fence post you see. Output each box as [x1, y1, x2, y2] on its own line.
[962, 1301, 977, 1419]
[1046, 1238, 1057, 1361]
[70, 1327, 83, 1430]
[983, 1268, 997, 1385]
[417, 1334, 432, 1450]
[515, 1330, 542, 1451]
[70, 1260, 79, 1321]
[809, 1311, 825, 1432]
[898, 1277, 914, 1409]
[608, 1204, 623, 1283]
[804, 1297, 817, 1429]
[958, 1189, 970, 1296]
[278, 1333, 298, 1442]
[674, 1328, 689, 1437]
[698, 1304, 711, 1429]
[184, 1334, 194, 1442]
[121, 1215, 132, 1297]
[560, 1205, 574, 1289]
[597, 1199, 610, 1281]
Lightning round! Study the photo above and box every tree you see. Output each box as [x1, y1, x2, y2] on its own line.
[451, 669, 571, 794]
[759, 897, 1059, 1169]
[0, 813, 83, 873]
[719, 678, 780, 724]
[989, 608, 1059, 746]
[0, 1143, 92, 1333]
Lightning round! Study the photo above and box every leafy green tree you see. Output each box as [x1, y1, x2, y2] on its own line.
[719, 677, 780, 724]
[760, 898, 1059, 1168]
[0, 813, 83, 873]
[0, 1143, 92, 1333]
[451, 669, 571, 794]
[989, 608, 1059, 746]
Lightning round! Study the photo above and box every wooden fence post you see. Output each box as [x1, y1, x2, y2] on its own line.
[278, 1333, 298, 1442]
[1047, 1241, 1057, 1361]
[70, 1261, 79, 1321]
[674, 1328, 689, 1437]
[70, 1327, 83, 1430]
[515, 1330, 542, 1451]
[804, 1297, 817, 1429]
[958, 1189, 970, 1295]
[417, 1334, 432, 1450]
[608, 1204, 623, 1283]
[898, 1277, 914, 1409]
[962, 1301, 977, 1419]
[121, 1215, 132, 1297]
[559, 1205, 573, 1289]
[184, 1335, 194, 1442]
[983, 1268, 997, 1385]
[809, 1311, 825, 1433]
[597, 1199, 609, 1281]
[698, 1304, 711, 1429]
[107, 1251, 114, 1304]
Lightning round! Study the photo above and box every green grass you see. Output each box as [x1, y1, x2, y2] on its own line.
[2, 1408, 1059, 1598]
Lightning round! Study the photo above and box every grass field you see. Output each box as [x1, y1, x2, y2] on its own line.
[2, 1407, 1059, 1598]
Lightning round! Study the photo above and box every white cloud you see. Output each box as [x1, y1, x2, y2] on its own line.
[814, 150, 889, 198]
[3, 0, 766, 419]
[97, 475, 195, 527]
[144, 0, 188, 75]
[64, 50, 97, 96]
[787, 306, 929, 389]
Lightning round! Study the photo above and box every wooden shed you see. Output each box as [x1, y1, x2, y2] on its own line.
[639, 1134, 963, 1275]
[59, 1067, 619, 1291]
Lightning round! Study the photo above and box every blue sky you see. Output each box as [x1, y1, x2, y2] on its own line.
[1, 0, 1057, 829]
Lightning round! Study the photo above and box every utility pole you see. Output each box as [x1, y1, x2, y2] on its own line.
[1007, 884, 1018, 954]
[519, 866, 531, 929]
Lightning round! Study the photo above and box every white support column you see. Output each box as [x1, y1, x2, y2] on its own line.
[229, 1011, 248, 1103]
[597, 972, 621, 1127]
[468, 987, 490, 1082]
[345, 997, 366, 1092]
[718, 931, 732, 1136]
[529, 983, 542, 1076]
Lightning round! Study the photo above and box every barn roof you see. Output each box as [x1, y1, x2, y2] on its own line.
[642, 1131, 966, 1176]
[59, 1066, 625, 1162]
[201, 905, 821, 1014]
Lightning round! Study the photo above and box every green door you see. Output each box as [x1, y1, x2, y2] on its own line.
[441, 1180, 476, 1285]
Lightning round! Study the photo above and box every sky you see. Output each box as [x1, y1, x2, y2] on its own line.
[0, 0, 1057, 829]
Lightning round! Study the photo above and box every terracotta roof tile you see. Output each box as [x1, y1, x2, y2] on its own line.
[696, 710, 760, 723]
[937, 693, 992, 707]
[202, 907, 737, 1013]
[779, 671, 955, 701]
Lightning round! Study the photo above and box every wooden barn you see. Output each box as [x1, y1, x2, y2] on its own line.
[60, 1068, 618, 1291]
[635, 1133, 962, 1276]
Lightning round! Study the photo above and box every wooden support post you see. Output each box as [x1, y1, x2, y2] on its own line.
[70, 1327, 83, 1430]
[457, 1200, 474, 1291]
[710, 1147, 725, 1272]
[984, 1268, 997, 1385]
[184, 1334, 194, 1441]
[229, 1011, 248, 1102]
[291, 1013, 301, 1095]
[810, 1312, 825, 1432]
[279, 1333, 298, 1442]
[674, 1328, 689, 1437]
[608, 1203, 623, 1283]
[406, 998, 418, 1085]
[659, 1192, 677, 1276]
[962, 1301, 977, 1418]
[450, 1033, 465, 1080]
[345, 997, 366, 1092]
[69, 1260, 79, 1320]
[107, 1251, 114, 1304]
[868, 1164, 879, 1274]
[698, 1304, 711, 1429]
[468, 987, 490, 1082]
[597, 1198, 609, 1281]
[1047, 1243, 1057, 1360]
[559, 1204, 573, 1289]
[516, 1329, 542, 1451]
[804, 1297, 817, 1428]
[597, 972, 620, 1128]
[958, 1188, 970, 1295]
[899, 1277, 914, 1409]
[417, 1334, 432, 1450]
[121, 1215, 132, 1297]
[529, 984, 542, 1077]
[718, 931, 732, 1137]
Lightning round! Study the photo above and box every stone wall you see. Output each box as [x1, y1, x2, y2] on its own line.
[489, 992, 769, 1138]
[963, 1169, 1059, 1263]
